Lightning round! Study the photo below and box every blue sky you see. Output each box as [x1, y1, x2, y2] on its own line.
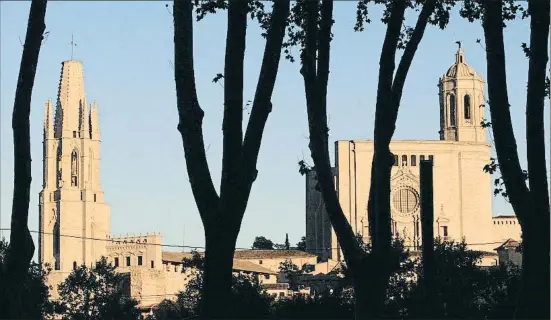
[1, 2, 548, 259]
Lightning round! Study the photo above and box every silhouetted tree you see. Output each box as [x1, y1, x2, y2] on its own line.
[460, 1, 550, 318]
[284, 233, 290, 250]
[297, 0, 452, 318]
[172, 1, 290, 317]
[0, 238, 55, 319]
[296, 236, 306, 251]
[253, 236, 275, 250]
[56, 257, 140, 320]
[1, 0, 48, 317]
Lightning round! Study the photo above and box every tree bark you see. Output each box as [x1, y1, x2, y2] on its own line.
[518, 0, 550, 318]
[173, 0, 289, 317]
[482, 1, 550, 318]
[301, 0, 437, 318]
[1, 0, 48, 318]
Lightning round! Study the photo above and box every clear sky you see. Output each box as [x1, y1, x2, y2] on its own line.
[1, 2, 549, 260]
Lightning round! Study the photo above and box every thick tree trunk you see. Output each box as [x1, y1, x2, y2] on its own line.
[1, 0, 47, 318]
[200, 227, 237, 318]
[516, 1, 550, 318]
[173, 1, 289, 317]
[482, 1, 550, 318]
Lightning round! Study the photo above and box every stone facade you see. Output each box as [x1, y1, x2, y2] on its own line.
[306, 47, 522, 261]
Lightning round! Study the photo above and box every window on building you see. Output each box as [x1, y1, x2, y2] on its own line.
[55, 261, 60, 271]
[393, 154, 398, 166]
[151, 260, 154, 268]
[259, 260, 263, 265]
[442, 226, 449, 237]
[264, 274, 270, 280]
[411, 155, 417, 166]
[126, 256, 131, 267]
[138, 256, 143, 266]
[73, 131, 77, 138]
[73, 261, 77, 270]
[464, 95, 471, 120]
[93, 194, 97, 202]
[401, 155, 408, 166]
[420, 155, 425, 161]
[449, 94, 456, 127]
[80, 192, 84, 201]
[114, 257, 119, 268]
[428, 155, 434, 162]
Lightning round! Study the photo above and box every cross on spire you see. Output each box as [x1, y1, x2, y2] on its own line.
[68, 34, 77, 60]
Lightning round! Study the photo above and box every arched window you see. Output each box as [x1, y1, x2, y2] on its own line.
[410, 155, 417, 166]
[73, 261, 77, 270]
[449, 94, 456, 127]
[401, 155, 408, 166]
[464, 95, 471, 120]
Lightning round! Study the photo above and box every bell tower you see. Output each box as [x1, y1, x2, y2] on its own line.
[39, 60, 111, 273]
[438, 43, 486, 143]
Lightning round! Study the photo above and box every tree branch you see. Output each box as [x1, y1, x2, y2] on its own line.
[5, 0, 47, 317]
[525, 0, 550, 220]
[389, 0, 437, 134]
[220, 0, 248, 212]
[174, 0, 220, 226]
[238, 0, 291, 217]
[482, 0, 530, 225]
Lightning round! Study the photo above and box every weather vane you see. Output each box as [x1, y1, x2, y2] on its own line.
[455, 40, 462, 50]
[68, 34, 77, 60]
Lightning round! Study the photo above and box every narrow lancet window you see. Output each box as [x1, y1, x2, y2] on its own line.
[449, 94, 456, 127]
[464, 95, 471, 120]
[71, 150, 78, 187]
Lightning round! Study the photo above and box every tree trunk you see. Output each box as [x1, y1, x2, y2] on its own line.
[482, 1, 550, 318]
[1, 0, 47, 318]
[173, 1, 289, 317]
[516, 1, 550, 318]
[200, 227, 237, 318]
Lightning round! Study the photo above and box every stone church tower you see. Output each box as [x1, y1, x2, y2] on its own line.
[39, 60, 110, 273]
[439, 44, 486, 143]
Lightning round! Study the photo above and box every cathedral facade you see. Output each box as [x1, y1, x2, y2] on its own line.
[305, 48, 522, 261]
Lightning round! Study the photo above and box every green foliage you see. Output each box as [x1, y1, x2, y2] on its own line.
[252, 236, 275, 250]
[56, 257, 140, 320]
[278, 259, 305, 290]
[0, 238, 55, 319]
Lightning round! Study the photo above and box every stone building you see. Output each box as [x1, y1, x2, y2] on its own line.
[305, 47, 522, 261]
[38, 60, 293, 308]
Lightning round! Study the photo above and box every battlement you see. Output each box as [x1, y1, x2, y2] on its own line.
[109, 232, 163, 245]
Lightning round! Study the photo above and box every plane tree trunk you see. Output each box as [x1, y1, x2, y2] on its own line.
[481, 1, 550, 318]
[172, 0, 289, 317]
[300, 0, 437, 318]
[0, 0, 48, 318]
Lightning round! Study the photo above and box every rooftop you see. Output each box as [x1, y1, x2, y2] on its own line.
[233, 249, 316, 259]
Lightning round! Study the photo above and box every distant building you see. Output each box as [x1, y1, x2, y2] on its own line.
[305, 46, 522, 260]
[37, 60, 306, 309]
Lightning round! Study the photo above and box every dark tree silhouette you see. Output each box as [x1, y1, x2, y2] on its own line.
[56, 257, 140, 320]
[298, 0, 451, 318]
[0, 239, 55, 319]
[460, 0, 550, 318]
[172, 1, 290, 317]
[252, 236, 275, 250]
[296, 236, 307, 251]
[1, 0, 48, 318]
